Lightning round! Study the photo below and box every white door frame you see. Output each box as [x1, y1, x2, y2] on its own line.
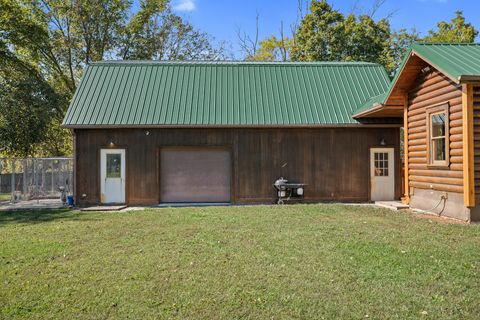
[100, 149, 126, 204]
[370, 148, 395, 201]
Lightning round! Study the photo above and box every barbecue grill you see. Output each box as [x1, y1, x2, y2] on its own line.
[273, 177, 305, 204]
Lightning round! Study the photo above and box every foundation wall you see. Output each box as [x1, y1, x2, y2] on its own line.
[410, 188, 471, 221]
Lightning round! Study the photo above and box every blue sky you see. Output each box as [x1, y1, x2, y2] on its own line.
[171, 0, 480, 58]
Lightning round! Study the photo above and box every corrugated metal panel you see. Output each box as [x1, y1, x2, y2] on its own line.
[412, 43, 480, 80]
[62, 61, 391, 127]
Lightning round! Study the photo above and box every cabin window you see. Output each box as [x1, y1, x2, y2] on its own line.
[426, 104, 449, 167]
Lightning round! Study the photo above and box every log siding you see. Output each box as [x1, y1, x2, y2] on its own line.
[407, 69, 463, 194]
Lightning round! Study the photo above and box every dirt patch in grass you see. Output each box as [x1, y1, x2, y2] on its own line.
[409, 210, 470, 225]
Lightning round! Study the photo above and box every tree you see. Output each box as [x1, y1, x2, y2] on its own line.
[289, 0, 395, 70]
[246, 21, 293, 62]
[120, 6, 226, 60]
[388, 28, 420, 73]
[425, 11, 478, 43]
[248, 35, 294, 62]
[290, 0, 345, 61]
[236, 12, 261, 61]
[0, 43, 68, 156]
[0, 0, 226, 157]
[340, 14, 392, 69]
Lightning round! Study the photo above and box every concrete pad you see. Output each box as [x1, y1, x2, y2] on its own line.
[122, 207, 146, 212]
[155, 203, 231, 208]
[0, 199, 65, 211]
[81, 205, 127, 212]
[375, 201, 409, 211]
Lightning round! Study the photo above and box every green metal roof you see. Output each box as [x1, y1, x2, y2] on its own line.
[411, 43, 480, 81]
[353, 43, 480, 117]
[62, 61, 390, 127]
[353, 92, 388, 117]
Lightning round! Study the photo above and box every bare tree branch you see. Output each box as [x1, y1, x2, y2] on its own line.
[369, 0, 398, 20]
[279, 21, 287, 61]
[236, 12, 260, 59]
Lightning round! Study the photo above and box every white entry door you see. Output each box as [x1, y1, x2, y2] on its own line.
[370, 148, 395, 201]
[100, 149, 126, 204]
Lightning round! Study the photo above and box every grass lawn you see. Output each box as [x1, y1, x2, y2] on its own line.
[0, 193, 11, 202]
[0, 205, 479, 319]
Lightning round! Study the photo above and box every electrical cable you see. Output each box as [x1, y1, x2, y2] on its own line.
[424, 195, 447, 216]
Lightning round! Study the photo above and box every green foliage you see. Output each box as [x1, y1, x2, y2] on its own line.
[249, 35, 294, 61]
[290, 0, 345, 61]
[288, 0, 397, 75]
[251, 1, 396, 74]
[0, 44, 68, 156]
[36, 118, 73, 157]
[388, 28, 421, 74]
[340, 14, 392, 68]
[0, 0, 225, 157]
[425, 11, 478, 43]
[120, 4, 226, 60]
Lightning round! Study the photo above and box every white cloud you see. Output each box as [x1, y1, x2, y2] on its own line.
[173, 0, 196, 12]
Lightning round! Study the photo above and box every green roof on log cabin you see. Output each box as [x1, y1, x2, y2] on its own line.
[410, 43, 480, 82]
[353, 43, 480, 118]
[62, 61, 391, 128]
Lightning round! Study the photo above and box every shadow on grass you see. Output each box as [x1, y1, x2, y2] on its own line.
[0, 209, 81, 226]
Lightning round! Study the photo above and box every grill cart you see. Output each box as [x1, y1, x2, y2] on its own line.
[273, 177, 305, 204]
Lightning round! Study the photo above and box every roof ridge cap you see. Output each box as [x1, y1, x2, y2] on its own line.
[89, 60, 381, 67]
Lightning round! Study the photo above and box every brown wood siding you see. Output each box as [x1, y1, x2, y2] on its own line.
[407, 69, 463, 193]
[473, 86, 480, 197]
[74, 128, 401, 205]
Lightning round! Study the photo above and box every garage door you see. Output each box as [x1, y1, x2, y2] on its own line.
[160, 148, 231, 203]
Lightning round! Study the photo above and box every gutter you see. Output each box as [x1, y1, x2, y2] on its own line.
[61, 123, 403, 129]
[351, 103, 385, 119]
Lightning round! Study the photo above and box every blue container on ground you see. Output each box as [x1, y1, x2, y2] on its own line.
[67, 195, 74, 206]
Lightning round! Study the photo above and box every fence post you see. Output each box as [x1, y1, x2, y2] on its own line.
[60, 161, 64, 192]
[51, 160, 54, 194]
[33, 158, 37, 202]
[11, 159, 15, 202]
[23, 159, 27, 200]
[41, 159, 45, 199]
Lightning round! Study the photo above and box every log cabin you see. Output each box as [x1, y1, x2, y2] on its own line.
[62, 61, 402, 207]
[354, 43, 480, 222]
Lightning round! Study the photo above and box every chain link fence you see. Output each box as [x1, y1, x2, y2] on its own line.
[0, 158, 73, 203]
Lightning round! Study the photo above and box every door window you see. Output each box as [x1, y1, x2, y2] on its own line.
[374, 152, 389, 176]
[106, 153, 121, 178]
